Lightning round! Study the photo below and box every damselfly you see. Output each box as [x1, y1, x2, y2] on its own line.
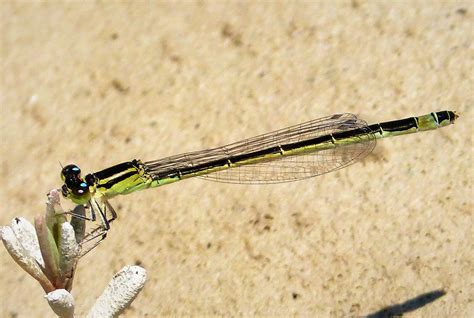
[60, 110, 457, 245]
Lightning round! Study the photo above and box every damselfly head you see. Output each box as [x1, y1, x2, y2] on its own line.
[60, 164, 91, 204]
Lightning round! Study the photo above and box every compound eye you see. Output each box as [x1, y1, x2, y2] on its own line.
[61, 164, 81, 181]
[61, 184, 69, 197]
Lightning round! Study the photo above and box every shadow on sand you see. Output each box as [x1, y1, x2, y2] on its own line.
[365, 289, 446, 318]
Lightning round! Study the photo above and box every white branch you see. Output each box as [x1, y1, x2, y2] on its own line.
[0, 225, 53, 291]
[45, 289, 75, 318]
[59, 222, 80, 276]
[87, 266, 147, 318]
[10, 217, 44, 268]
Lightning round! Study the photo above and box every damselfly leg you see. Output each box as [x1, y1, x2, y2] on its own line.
[82, 199, 117, 239]
[62, 198, 118, 256]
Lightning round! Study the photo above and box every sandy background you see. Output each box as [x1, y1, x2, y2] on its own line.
[1, 1, 472, 317]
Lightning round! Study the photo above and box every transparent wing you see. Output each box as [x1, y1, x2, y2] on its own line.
[143, 113, 376, 184]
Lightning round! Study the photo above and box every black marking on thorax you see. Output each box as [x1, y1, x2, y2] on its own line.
[94, 161, 139, 180]
[97, 171, 138, 190]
